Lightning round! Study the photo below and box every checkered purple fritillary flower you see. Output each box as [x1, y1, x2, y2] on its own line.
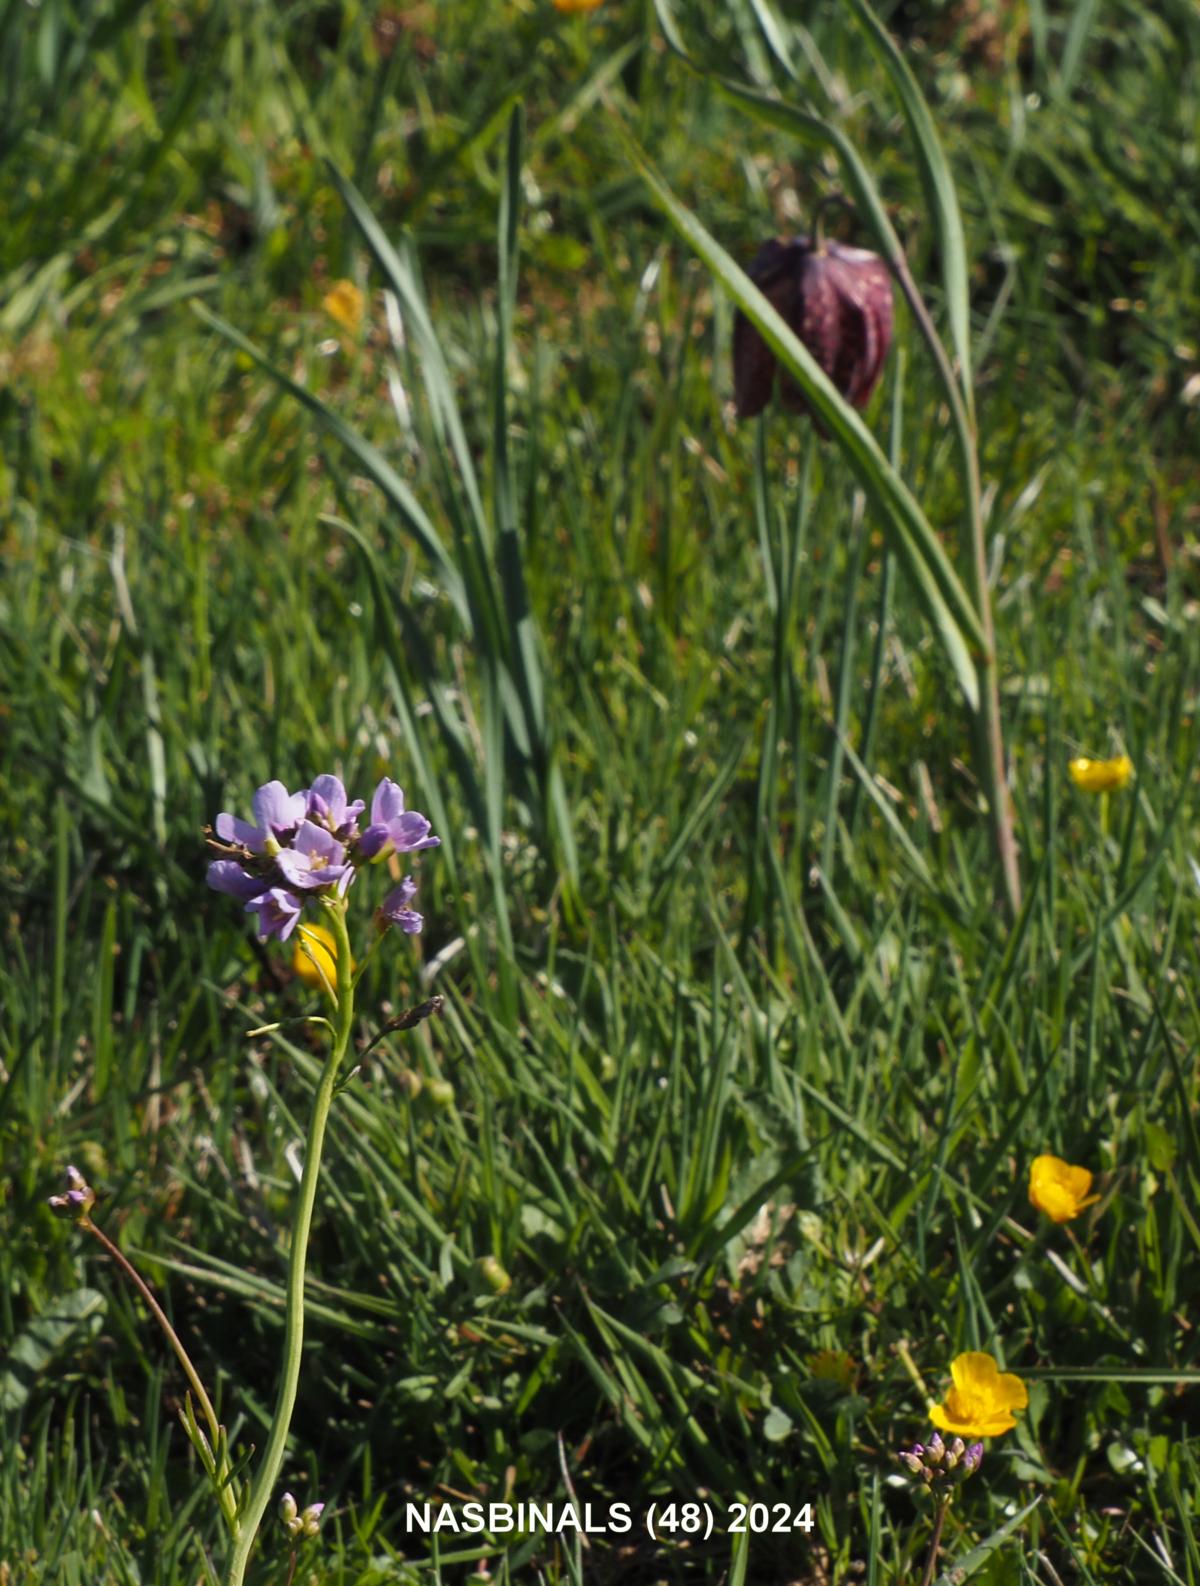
[733, 235, 894, 423]
[207, 775, 438, 941]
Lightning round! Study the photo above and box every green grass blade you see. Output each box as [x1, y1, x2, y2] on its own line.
[324, 160, 492, 546]
[931, 1496, 1042, 1586]
[842, 0, 975, 419]
[190, 302, 468, 624]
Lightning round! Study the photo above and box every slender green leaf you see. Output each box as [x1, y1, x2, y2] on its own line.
[843, 0, 976, 417]
[931, 1496, 1042, 1586]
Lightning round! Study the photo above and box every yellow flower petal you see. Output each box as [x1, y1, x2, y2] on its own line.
[1067, 754, 1132, 793]
[291, 923, 352, 994]
[552, 0, 604, 10]
[929, 1400, 1017, 1437]
[929, 1351, 1027, 1439]
[322, 279, 365, 336]
[1029, 1154, 1099, 1223]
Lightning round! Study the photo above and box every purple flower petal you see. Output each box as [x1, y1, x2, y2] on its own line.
[307, 774, 365, 839]
[207, 860, 268, 900]
[358, 823, 391, 859]
[370, 778, 405, 825]
[215, 780, 306, 852]
[252, 780, 307, 836]
[380, 877, 423, 934]
[359, 780, 439, 858]
[245, 887, 303, 941]
[215, 812, 264, 850]
[389, 811, 440, 853]
[275, 821, 351, 892]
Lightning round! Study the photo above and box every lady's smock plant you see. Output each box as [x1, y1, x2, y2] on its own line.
[897, 1431, 985, 1586]
[207, 772, 438, 1586]
[54, 772, 439, 1586]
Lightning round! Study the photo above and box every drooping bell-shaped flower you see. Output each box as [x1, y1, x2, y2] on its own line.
[734, 234, 894, 422]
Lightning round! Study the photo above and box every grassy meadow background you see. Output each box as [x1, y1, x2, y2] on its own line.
[3, 0, 1200, 1581]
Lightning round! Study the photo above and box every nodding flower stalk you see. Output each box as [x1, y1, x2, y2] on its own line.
[48, 1166, 239, 1532]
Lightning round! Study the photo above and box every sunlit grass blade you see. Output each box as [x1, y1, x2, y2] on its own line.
[319, 512, 481, 880]
[493, 107, 578, 885]
[652, 0, 1022, 911]
[325, 162, 493, 548]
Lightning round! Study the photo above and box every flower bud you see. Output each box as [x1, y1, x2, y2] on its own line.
[477, 1256, 512, 1295]
[279, 1491, 303, 1537]
[898, 1432, 983, 1490]
[897, 1444, 934, 1483]
[48, 1165, 96, 1221]
[300, 1501, 325, 1539]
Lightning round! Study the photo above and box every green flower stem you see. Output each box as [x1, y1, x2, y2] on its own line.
[81, 1216, 239, 1533]
[918, 1495, 948, 1586]
[224, 900, 355, 1586]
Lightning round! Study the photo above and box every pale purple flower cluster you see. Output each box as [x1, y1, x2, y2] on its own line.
[280, 1492, 325, 1540]
[206, 776, 438, 941]
[898, 1432, 983, 1487]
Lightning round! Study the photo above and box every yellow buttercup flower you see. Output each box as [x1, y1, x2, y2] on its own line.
[929, 1352, 1027, 1438]
[322, 279, 365, 336]
[1067, 754, 1132, 793]
[1029, 1154, 1099, 1223]
[552, 0, 604, 11]
[291, 923, 352, 994]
